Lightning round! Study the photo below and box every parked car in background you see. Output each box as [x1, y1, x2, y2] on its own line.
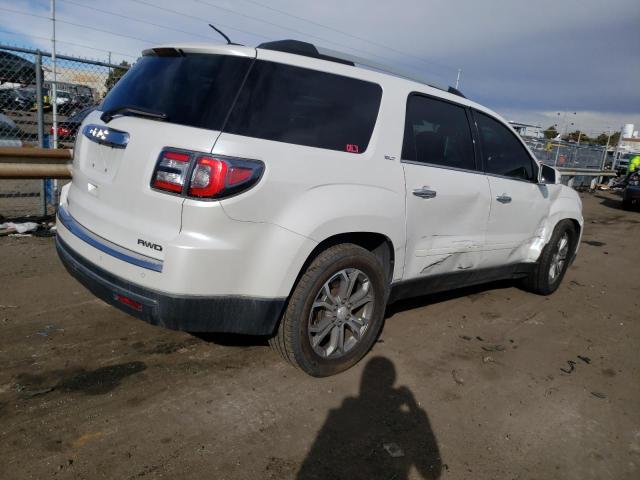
[0, 111, 23, 147]
[622, 170, 640, 209]
[56, 40, 584, 377]
[0, 88, 32, 111]
[0, 50, 38, 86]
[51, 105, 96, 142]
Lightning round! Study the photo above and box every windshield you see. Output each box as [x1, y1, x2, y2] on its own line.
[100, 53, 253, 131]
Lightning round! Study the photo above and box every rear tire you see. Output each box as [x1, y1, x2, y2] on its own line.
[270, 244, 387, 377]
[522, 220, 577, 295]
[622, 192, 632, 210]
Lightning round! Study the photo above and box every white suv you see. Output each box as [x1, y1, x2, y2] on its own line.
[56, 40, 583, 376]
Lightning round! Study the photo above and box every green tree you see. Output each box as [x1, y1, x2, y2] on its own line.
[593, 132, 620, 146]
[563, 130, 590, 143]
[104, 60, 130, 94]
[543, 125, 558, 139]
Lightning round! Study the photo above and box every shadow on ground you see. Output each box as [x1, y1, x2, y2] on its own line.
[190, 332, 270, 347]
[593, 193, 626, 211]
[297, 356, 442, 479]
[385, 279, 515, 319]
[14, 361, 147, 397]
[191, 281, 517, 349]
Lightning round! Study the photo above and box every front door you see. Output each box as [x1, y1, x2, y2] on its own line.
[473, 111, 550, 267]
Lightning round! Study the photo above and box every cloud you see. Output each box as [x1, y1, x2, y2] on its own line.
[1, 0, 638, 133]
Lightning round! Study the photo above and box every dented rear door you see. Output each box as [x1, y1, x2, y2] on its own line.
[401, 94, 490, 279]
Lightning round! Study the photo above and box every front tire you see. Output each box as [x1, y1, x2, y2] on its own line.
[522, 220, 577, 295]
[270, 244, 387, 377]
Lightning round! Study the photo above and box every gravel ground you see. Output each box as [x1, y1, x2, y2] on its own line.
[0, 191, 638, 480]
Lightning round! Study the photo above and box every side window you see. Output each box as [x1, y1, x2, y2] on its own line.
[401, 94, 475, 170]
[225, 61, 382, 153]
[475, 111, 534, 181]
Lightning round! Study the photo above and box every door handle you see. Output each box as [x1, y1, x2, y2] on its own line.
[413, 187, 437, 199]
[496, 194, 512, 204]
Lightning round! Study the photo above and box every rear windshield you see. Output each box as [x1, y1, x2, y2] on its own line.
[224, 61, 382, 153]
[100, 53, 253, 131]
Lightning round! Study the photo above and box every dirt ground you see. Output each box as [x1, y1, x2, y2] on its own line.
[0, 191, 638, 480]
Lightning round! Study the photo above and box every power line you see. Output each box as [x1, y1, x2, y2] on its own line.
[0, 6, 158, 46]
[130, 0, 271, 42]
[60, 0, 213, 43]
[238, 0, 459, 73]
[0, 28, 138, 59]
[192, 0, 454, 81]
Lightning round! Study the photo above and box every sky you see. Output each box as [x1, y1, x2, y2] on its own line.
[1, 0, 639, 136]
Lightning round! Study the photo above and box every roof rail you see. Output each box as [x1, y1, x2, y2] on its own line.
[257, 39, 465, 98]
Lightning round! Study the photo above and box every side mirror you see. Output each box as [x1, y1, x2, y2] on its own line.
[538, 163, 558, 184]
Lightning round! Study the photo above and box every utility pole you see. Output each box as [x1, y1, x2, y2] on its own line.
[50, 0, 58, 213]
[455, 68, 462, 89]
[612, 125, 623, 171]
[51, 0, 58, 149]
[601, 128, 612, 170]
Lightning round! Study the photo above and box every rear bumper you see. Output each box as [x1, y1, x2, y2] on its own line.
[56, 235, 285, 335]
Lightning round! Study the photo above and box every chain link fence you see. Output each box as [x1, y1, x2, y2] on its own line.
[0, 44, 131, 218]
[523, 138, 607, 170]
[523, 138, 614, 188]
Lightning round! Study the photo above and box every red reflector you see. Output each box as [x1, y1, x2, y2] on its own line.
[228, 167, 253, 186]
[163, 151, 190, 162]
[114, 294, 142, 311]
[188, 156, 227, 197]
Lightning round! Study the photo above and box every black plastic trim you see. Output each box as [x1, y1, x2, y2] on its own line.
[56, 236, 285, 335]
[388, 263, 535, 303]
[257, 40, 355, 66]
[400, 159, 486, 176]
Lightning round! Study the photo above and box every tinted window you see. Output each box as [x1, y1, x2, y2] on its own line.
[225, 61, 382, 153]
[476, 112, 534, 181]
[100, 53, 253, 131]
[401, 95, 475, 170]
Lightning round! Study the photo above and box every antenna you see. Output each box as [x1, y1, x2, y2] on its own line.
[208, 24, 232, 45]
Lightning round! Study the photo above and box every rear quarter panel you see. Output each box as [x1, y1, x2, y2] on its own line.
[213, 67, 409, 281]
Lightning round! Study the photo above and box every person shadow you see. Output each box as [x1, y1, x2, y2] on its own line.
[296, 357, 442, 480]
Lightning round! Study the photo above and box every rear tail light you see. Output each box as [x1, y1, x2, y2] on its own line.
[188, 156, 227, 197]
[50, 126, 71, 136]
[151, 148, 263, 199]
[152, 151, 191, 193]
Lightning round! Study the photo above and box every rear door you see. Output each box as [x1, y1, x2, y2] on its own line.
[66, 48, 255, 259]
[473, 110, 550, 266]
[402, 94, 491, 279]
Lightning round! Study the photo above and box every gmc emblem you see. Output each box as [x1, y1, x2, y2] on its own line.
[137, 239, 163, 252]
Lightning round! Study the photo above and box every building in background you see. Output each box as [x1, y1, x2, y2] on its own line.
[508, 121, 543, 139]
[612, 124, 640, 172]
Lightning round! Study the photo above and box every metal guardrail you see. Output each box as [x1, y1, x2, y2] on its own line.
[0, 147, 71, 178]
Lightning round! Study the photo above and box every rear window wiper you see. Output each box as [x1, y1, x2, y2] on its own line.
[100, 106, 167, 124]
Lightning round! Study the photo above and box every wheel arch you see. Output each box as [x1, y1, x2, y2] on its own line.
[288, 231, 396, 299]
